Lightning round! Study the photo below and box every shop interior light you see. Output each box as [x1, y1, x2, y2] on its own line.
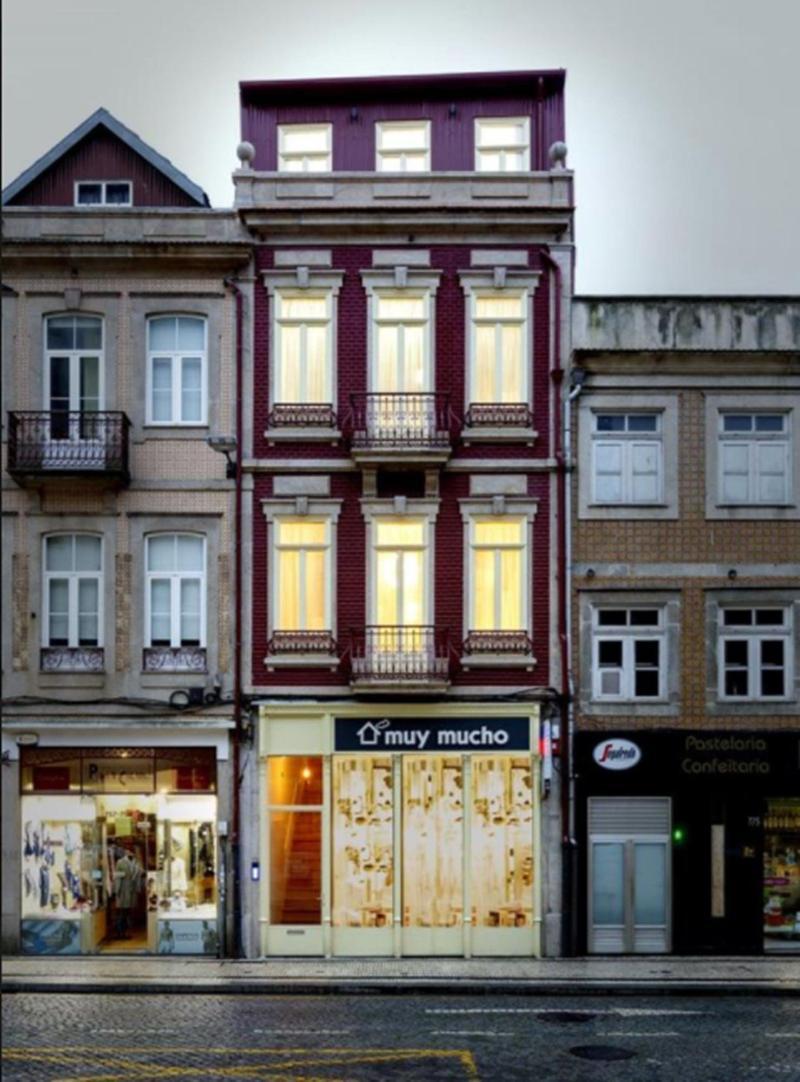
[302, 767, 312, 780]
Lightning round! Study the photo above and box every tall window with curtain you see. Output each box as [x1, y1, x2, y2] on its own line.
[147, 316, 207, 425]
[273, 519, 330, 631]
[145, 534, 206, 647]
[470, 293, 527, 406]
[44, 534, 103, 647]
[273, 292, 333, 405]
[469, 518, 526, 632]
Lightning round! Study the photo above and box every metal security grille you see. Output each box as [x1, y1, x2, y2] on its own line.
[589, 797, 670, 835]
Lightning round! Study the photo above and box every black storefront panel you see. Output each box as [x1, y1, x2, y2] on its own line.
[576, 731, 800, 955]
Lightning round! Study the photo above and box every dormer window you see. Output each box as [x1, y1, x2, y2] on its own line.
[474, 118, 530, 172]
[376, 121, 430, 172]
[75, 181, 132, 206]
[277, 125, 332, 172]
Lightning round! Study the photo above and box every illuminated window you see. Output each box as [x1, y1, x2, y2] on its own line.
[470, 293, 527, 406]
[273, 519, 330, 632]
[374, 518, 427, 628]
[147, 316, 207, 425]
[592, 412, 663, 504]
[44, 534, 102, 647]
[718, 607, 792, 700]
[376, 120, 430, 171]
[145, 534, 205, 647]
[718, 413, 790, 505]
[475, 118, 530, 172]
[373, 293, 430, 393]
[278, 124, 332, 172]
[273, 292, 332, 404]
[469, 519, 526, 631]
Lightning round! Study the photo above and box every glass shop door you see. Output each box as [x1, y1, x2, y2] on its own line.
[266, 756, 324, 956]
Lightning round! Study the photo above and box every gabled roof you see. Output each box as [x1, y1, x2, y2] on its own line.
[2, 107, 209, 207]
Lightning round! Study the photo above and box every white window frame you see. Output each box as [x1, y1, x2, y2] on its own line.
[277, 124, 332, 172]
[466, 287, 533, 408]
[272, 289, 334, 405]
[591, 411, 664, 506]
[361, 270, 442, 394]
[145, 315, 208, 426]
[370, 289, 432, 393]
[361, 500, 439, 630]
[42, 533, 104, 648]
[74, 180, 132, 206]
[272, 517, 333, 633]
[717, 411, 791, 506]
[144, 533, 207, 649]
[44, 314, 105, 413]
[375, 120, 431, 172]
[474, 117, 530, 172]
[717, 606, 793, 702]
[591, 607, 667, 703]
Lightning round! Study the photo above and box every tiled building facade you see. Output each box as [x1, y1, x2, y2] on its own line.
[570, 298, 800, 955]
[1, 110, 251, 955]
[234, 72, 573, 958]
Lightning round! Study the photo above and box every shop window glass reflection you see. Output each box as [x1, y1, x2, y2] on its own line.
[333, 758, 393, 928]
[471, 757, 533, 928]
[403, 757, 463, 928]
[763, 799, 800, 951]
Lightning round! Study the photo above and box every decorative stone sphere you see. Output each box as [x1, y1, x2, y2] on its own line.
[236, 141, 256, 167]
[548, 141, 568, 168]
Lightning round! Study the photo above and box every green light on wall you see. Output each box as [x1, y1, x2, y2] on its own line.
[672, 826, 686, 844]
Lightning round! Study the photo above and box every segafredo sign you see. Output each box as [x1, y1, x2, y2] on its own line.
[335, 717, 529, 752]
[593, 738, 642, 771]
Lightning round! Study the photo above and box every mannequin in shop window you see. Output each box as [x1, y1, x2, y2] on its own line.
[112, 845, 143, 938]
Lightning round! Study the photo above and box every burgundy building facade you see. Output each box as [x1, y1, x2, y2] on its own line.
[234, 72, 574, 958]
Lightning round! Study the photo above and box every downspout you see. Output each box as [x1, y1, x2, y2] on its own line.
[225, 275, 244, 958]
[541, 248, 579, 956]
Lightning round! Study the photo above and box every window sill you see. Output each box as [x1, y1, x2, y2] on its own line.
[264, 427, 341, 444]
[581, 699, 678, 717]
[461, 653, 537, 670]
[37, 672, 106, 689]
[462, 426, 538, 446]
[140, 425, 210, 440]
[263, 653, 340, 670]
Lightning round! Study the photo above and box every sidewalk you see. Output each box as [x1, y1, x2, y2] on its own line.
[3, 954, 798, 996]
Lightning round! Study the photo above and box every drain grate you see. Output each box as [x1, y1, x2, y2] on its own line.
[569, 1045, 636, 1062]
[535, 1012, 596, 1024]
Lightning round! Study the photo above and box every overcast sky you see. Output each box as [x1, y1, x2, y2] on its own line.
[3, 0, 799, 295]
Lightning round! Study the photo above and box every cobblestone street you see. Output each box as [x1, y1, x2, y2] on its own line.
[3, 992, 800, 1081]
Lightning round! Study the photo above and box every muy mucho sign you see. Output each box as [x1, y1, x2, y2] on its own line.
[593, 738, 642, 771]
[334, 716, 529, 752]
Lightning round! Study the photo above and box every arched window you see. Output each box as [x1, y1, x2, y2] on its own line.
[146, 316, 207, 425]
[145, 534, 206, 648]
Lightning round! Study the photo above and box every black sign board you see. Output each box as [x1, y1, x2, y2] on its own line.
[334, 716, 530, 753]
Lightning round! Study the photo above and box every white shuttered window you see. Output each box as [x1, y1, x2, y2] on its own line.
[719, 413, 789, 504]
[592, 413, 662, 505]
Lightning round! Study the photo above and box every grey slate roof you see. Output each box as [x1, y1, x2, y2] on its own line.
[1, 107, 210, 207]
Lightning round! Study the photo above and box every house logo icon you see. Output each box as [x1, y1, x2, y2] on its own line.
[356, 719, 391, 746]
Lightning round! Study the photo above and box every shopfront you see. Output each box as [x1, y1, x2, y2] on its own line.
[258, 705, 543, 957]
[19, 746, 220, 955]
[576, 731, 800, 956]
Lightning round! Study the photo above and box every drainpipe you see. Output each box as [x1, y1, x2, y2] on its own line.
[224, 276, 244, 958]
[541, 248, 579, 956]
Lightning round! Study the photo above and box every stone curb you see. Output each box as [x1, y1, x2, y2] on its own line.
[3, 978, 798, 996]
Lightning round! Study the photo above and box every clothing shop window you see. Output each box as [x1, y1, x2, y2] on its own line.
[376, 120, 430, 171]
[469, 292, 528, 407]
[592, 607, 666, 701]
[272, 519, 331, 632]
[43, 534, 103, 648]
[468, 518, 526, 632]
[75, 181, 132, 206]
[273, 292, 333, 405]
[718, 607, 792, 700]
[475, 117, 530, 172]
[277, 124, 332, 172]
[718, 413, 790, 505]
[145, 534, 206, 648]
[591, 412, 663, 505]
[146, 316, 207, 425]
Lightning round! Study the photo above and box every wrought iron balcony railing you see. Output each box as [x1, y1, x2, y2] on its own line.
[464, 403, 534, 428]
[41, 646, 104, 673]
[347, 393, 454, 454]
[142, 646, 207, 673]
[7, 411, 130, 482]
[267, 630, 337, 655]
[349, 625, 450, 684]
[462, 630, 534, 655]
[267, 403, 337, 429]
